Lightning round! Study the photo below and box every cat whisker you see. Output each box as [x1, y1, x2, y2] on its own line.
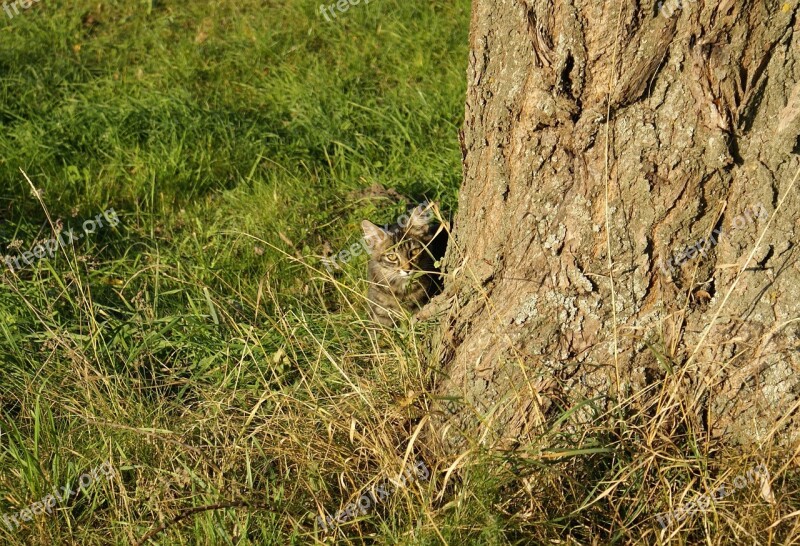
[361, 202, 448, 326]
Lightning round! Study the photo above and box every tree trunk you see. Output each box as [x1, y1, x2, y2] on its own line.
[431, 0, 800, 452]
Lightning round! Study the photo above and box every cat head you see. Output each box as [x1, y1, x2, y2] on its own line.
[361, 202, 438, 290]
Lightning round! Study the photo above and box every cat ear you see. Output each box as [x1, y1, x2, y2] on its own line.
[361, 220, 389, 253]
[407, 202, 435, 234]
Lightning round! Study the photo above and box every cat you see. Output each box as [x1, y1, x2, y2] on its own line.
[361, 202, 447, 326]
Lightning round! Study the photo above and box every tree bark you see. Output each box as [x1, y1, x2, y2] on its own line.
[431, 0, 800, 452]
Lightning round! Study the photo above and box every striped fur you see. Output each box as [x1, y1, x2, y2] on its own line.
[361, 204, 446, 326]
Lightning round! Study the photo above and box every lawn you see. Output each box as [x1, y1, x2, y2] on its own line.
[3, 2, 796, 545]
[0, 0, 471, 544]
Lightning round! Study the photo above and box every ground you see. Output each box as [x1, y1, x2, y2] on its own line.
[0, 1, 798, 545]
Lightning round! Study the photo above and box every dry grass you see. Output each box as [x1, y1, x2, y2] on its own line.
[0, 0, 798, 544]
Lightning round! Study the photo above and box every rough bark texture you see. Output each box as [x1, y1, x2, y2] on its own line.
[431, 0, 800, 451]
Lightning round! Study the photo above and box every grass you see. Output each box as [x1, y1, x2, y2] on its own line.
[0, 0, 798, 545]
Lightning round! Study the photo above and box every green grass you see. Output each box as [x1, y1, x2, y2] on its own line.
[0, 1, 468, 543]
[2, 1, 799, 545]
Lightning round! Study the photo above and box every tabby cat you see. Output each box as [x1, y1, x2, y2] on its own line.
[361, 203, 447, 326]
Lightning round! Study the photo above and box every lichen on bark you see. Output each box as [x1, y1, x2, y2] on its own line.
[428, 0, 800, 453]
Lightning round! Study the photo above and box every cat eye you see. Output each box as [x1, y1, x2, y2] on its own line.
[384, 252, 399, 263]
